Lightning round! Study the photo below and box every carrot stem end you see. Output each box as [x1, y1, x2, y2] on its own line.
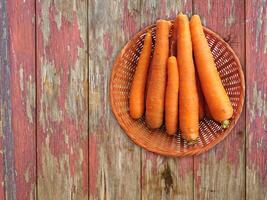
[221, 120, 230, 129]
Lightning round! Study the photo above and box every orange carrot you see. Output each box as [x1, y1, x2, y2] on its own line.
[145, 34, 155, 98]
[146, 20, 171, 129]
[176, 13, 199, 142]
[196, 73, 204, 120]
[190, 15, 233, 128]
[165, 56, 179, 135]
[129, 31, 152, 119]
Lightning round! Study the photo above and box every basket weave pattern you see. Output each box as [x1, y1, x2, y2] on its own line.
[110, 23, 245, 157]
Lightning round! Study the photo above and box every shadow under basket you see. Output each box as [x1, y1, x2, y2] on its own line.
[110, 22, 245, 157]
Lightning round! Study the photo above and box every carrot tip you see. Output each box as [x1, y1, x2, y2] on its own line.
[221, 120, 230, 129]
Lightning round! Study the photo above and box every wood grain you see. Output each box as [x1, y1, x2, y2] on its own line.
[246, 0, 267, 199]
[140, 1, 194, 200]
[6, 1, 36, 199]
[89, 0, 141, 199]
[37, 0, 88, 199]
[193, 1, 246, 200]
[0, 0, 36, 199]
[1, 0, 266, 199]
[0, 0, 15, 199]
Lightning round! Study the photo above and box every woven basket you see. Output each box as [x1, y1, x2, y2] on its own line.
[110, 21, 245, 157]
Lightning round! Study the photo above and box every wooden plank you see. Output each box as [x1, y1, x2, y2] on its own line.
[89, 0, 141, 199]
[1, 0, 36, 199]
[6, 1, 36, 199]
[37, 0, 88, 199]
[192, 0, 246, 200]
[140, 1, 194, 200]
[246, 0, 267, 199]
[0, 0, 15, 199]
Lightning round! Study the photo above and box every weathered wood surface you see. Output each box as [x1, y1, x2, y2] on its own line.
[0, 0, 267, 199]
[89, 0, 141, 199]
[193, 0, 246, 200]
[1, 0, 36, 199]
[246, 1, 267, 200]
[7, 0, 37, 199]
[37, 0, 88, 199]
[140, 1, 194, 200]
[0, 0, 14, 199]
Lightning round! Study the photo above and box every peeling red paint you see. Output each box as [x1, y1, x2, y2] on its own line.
[36, 0, 88, 198]
[177, 157, 193, 178]
[169, 9, 176, 19]
[144, 152, 158, 173]
[47, 5, 83, 112]
[81, 140, 88, 193]
[47, 6, 83, 69]
[195, 132, 243, 169]
[0, 138, 3, 198]
[103, 33, 113, 57]
[246, 0, 267, 189]
[7, 0, 36, 199]
[141, 6, 152, 28]
[89, 134, 98, 197]
[141, 152, 157, 187]
[122, 0, 138, 37]
[158, 0, 167, 17]
[247, 118, 267, 182]
[226, 133, 243, 166]
[37, 1, 86, 153]
[213, 143, 225, 162]
[195, 175, 201, 200]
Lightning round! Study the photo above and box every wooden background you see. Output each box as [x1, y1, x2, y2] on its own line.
[0, 0, 266, 199]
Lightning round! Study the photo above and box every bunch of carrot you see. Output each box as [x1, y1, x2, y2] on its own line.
[129, 13, 233, 143]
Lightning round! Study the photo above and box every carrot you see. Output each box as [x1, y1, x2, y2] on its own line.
[165, 56, 179, 135]
[190, 15, 233, 128]
[196, 73, 204, 120]
[146, 20, 171, 129]
[129, 31, 152, 119]
[176, 13, 199, 142]
[145, 33, 155, 96]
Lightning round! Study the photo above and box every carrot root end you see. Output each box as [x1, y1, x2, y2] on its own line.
[221, 120, 230, 129]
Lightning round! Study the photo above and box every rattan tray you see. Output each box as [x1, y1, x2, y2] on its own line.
[110, 21, 245, 157]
